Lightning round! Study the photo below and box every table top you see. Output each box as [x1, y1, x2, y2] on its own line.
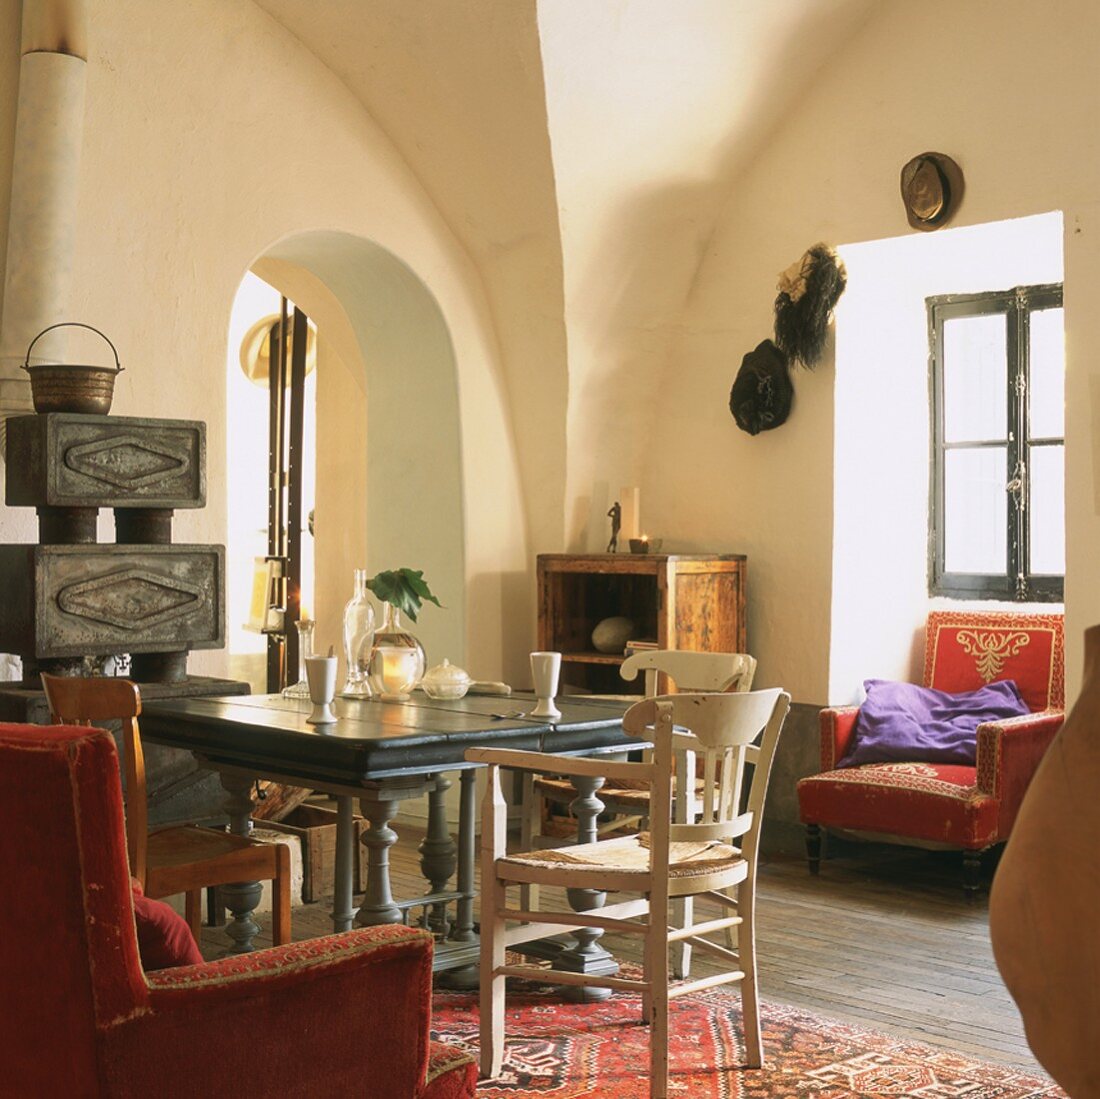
[141, 691, 646, 786]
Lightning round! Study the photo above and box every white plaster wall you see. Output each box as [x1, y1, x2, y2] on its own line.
[829, 214, 1064, 705]
[0, 0, 528, 683]
[647, 0, 1100, 704]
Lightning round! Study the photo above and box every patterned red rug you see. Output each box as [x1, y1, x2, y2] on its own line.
[431, 983, 1064, 1098]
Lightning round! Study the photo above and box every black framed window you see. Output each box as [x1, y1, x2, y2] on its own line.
[928, 284, 1064, 602]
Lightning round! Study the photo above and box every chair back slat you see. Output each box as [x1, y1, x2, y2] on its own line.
[670, 812, 753, 844]
[624, 689, 790, 864]
[40, 674, 148, 886]
[620, 650, 758, 695]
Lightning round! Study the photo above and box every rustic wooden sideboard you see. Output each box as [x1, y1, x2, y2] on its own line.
[536, 553, 747, 695]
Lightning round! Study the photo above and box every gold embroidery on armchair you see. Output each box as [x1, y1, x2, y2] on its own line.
[955, 630, 1031, 682]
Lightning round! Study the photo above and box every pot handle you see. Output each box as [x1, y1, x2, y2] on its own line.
[22, 323, 123, 374]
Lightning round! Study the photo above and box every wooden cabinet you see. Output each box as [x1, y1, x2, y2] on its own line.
[537, 553, 747, 694]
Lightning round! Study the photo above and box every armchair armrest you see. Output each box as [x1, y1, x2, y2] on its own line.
[976, 711, 1064, 835]
[819, 706, 860, 771]
[105, 926, 436, 1098]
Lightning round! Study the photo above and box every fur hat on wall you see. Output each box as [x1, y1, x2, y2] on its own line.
[773, 243, 847, 368]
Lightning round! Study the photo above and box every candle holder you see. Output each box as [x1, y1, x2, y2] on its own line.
[373, 645, 420, 701]
[629, 537, 662, 554]
[282, 618, 315, 698]
[367, 601, 426, 699]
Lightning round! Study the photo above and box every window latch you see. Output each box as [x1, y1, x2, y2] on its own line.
[1006, 461, 1026, 500]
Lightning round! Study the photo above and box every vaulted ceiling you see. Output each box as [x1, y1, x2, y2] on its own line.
[250, 0, 877, 538]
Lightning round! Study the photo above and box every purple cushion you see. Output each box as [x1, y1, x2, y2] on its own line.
[838, 678, 1029, 768]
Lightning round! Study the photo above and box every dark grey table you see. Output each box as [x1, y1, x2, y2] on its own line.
[141, 690, 643, 984]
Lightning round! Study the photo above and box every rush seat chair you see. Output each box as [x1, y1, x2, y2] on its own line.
[470, 688, 790, 1099]
[521, 649, 757, 978]
[797, 611, 1064, 890]
[0, 721, 476, 1098]
[41, 673, 292, 945]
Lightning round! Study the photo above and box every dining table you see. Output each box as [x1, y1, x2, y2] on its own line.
[140, 689, 647, 991]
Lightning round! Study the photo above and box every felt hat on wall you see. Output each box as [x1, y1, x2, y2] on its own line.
[729, 339, 793, 435]
[900, 152, 965, 232]
[239, 313, 317, 386]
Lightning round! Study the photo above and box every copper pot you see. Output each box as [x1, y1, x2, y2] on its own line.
[22, 323, 124, 415]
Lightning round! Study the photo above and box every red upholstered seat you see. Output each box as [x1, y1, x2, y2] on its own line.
[0, 722, 476, 1099]
[797, 612, 1064, 890]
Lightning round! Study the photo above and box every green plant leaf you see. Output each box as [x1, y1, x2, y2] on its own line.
[365, 568, 443, 622]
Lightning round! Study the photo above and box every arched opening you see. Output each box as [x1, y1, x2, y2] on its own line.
[225, 231, 466, 691]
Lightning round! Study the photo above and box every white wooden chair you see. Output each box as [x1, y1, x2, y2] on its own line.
[521, 649, 757, 977]
[468, 688, 790, 1099]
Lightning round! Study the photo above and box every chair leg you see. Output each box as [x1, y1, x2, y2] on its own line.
[273, 843, 292, 946]
[739, 883, 763, 1068]
[519, 773, 540, 911]
[480, 875, 507, 1080]
[185, 889, 203, 941]
[206, 885, 225, 927]
[646, 904, 670, 1099]
[672, 896, 693, 980]
[805, 823, 822, 875]
[962, 849, 983, 897]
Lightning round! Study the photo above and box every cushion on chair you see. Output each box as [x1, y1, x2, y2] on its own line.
[924, 611, 1065, 711]
[131, 887, 203, 971]
[838, 679, 1029, 768]
[797, 762, 998, 849]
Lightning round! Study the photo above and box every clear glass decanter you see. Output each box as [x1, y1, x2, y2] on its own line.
[282, 617, 315, 698]
[368, 601, 427, 700]
[341, 568, 376, 697]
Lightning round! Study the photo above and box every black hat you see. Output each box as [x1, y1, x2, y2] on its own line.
[729, 339, 793, 436]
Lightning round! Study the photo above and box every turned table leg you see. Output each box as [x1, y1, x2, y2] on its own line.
[436, 767, 480, 991]
[553, 773, 618, 1002]
[420, 775, 457, 936]
[355, 791, 404, 926]
[219, 771, 263, 954]
[331, 795, 358, 933]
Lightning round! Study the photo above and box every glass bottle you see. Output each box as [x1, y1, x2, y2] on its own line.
[368, 601, 427, 700]
[342, 569, 376, 697]
[282, 618, 315, 698]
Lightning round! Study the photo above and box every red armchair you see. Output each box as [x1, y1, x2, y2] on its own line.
[797, 611, 1064, 891]
[0, 722, 476, 1099]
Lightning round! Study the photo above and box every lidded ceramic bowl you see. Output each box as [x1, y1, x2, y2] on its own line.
[421, 658, 472, 700]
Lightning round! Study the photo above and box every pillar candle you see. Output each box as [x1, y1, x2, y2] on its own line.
[620, 486, 641, 541]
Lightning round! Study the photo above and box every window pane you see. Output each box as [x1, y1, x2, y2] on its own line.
[1029, 444, 1065, 575]
[1029, 307, 1065, 440]
[944, 448, 1007, 574]
[943, 313, 1007, 442]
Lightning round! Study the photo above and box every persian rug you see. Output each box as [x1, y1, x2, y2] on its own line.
[431, 984, 1064, 1099]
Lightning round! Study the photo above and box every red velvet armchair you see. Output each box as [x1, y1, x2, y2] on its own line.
[0, 722, 476, 1099]
[797, 611, 1064, 890]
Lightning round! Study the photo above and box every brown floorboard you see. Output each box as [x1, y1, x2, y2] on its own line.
[198, 824, 1051, 1080]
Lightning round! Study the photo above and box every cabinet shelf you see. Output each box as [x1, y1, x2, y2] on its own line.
[559, 651, 630, 665]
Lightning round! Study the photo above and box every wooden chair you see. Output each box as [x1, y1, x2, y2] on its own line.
[40, 674, 291, 945]
[469, 688, 790, 1099]
[521, 648, 757, 976]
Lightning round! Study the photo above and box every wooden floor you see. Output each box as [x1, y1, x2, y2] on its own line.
[199, 828, 1049, 1079]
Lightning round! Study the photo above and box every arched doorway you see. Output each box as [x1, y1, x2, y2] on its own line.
[225, 231, 466, 690]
